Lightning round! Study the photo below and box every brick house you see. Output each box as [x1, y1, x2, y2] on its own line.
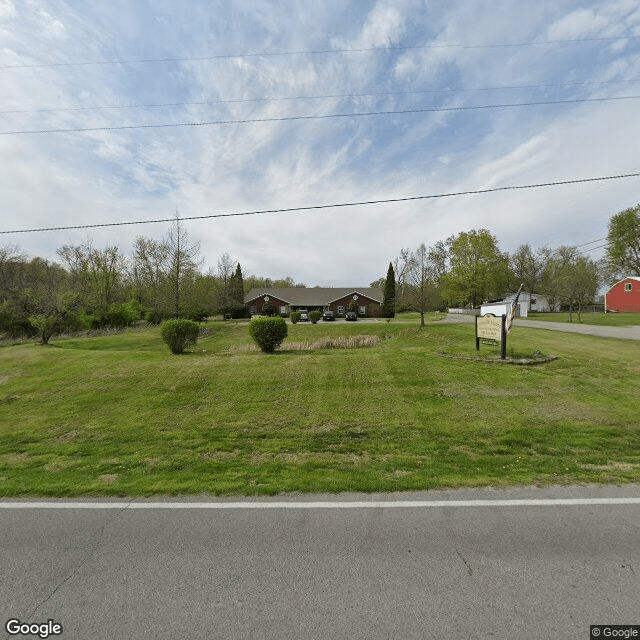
[244, 287, 383, 317]
[604, 277, 640, 312]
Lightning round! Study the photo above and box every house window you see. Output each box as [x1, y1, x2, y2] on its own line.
[250, 306, 257, 315]
[337, 305, 344, 315]
[359, 306, 366, 315]
[280, 306, 287, 315]
[624, 283, 632, 292]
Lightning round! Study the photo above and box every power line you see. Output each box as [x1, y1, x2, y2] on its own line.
[3, 95, 639, 136]
[576, 237, 607, 247]
[580, 243, 608, 252]
[1, 35, 638, 70]
[2, 78, 640, 116]
[2, 171, 639, 235]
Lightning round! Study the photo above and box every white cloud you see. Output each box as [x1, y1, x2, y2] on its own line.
[2, 1, 640, 285]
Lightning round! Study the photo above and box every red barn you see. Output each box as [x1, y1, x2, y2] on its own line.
[604, 277, 640, 312]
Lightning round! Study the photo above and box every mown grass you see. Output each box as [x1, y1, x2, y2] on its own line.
[527, 311, 640, 326]
[0, 319, 639, 496]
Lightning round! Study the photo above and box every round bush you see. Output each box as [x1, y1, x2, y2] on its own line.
[290, 311, 301, 324]
[160, 318, 200, 354]
[309, 310, 321, 324]
[249, 316, 288, 353]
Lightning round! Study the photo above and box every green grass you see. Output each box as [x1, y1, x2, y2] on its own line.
[527, 311, 640, 326]
[1, 319, 639, 496]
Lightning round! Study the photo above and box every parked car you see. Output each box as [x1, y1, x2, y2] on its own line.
[345, 311, 358, 321]
[322, 310, 335, 321]
[298, 309, 309, 322]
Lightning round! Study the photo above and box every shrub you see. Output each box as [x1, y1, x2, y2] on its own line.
[249, 316, 288, 353]
[146, 310, 167, 325]
[105, 301, 142, 328]
[290, 311, 301, 324]
[261, 302, 277, 317]
[309, 310, 321, 324]
[160, 318, 200, 354]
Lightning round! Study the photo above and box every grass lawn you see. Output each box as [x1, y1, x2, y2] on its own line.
[526, 311, 640, 326]
[1, 319, 639, 496]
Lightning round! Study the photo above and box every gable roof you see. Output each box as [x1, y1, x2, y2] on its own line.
[245, 287, 383, 306]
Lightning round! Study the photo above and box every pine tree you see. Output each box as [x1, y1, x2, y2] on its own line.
[382, 262, 396, 317]
[230, 263, 248, 318]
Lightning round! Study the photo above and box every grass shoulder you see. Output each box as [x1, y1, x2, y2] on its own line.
[0, 320, 638, 496]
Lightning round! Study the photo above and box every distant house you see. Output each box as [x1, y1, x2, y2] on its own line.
[604, 277, 640, 312]
[480, 291, 558, 318]
[244, 287, 383, 317]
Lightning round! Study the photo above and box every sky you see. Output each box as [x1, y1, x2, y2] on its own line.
[1, 0, 639, 286]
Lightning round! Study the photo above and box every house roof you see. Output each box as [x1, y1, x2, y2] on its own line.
[245, 287, 383, 306]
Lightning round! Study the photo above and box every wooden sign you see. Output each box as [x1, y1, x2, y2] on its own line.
[476, 314, 502, 341]
[475, 314, 507, 359]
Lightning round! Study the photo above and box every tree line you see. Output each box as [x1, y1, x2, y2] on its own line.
[374, 204, 640, 325]
[2, 205, 638, 340]
[0, 218, 305, 343]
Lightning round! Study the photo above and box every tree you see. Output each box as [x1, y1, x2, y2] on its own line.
[442, 229, 510, 308]
[406, 243, 439, 326]
[509, 244, 549, 296]
[131, 235, 171, 321]
[543, 247, 599, 322]
[225, 263, 249, 318]
[382, 262, 396, 317]
[166, 217, 202, 318]
[393, 248, 413, 311]
[606, 204, 640, 279]
[57, 242, 126, 322]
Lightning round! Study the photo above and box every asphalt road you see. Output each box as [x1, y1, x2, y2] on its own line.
[2, 485, 639, 640]
[443, 312, 640, 340]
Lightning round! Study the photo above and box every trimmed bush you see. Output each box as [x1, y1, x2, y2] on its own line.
[160, 318, 200, 354]
[309, 310, 321, 324]
[249, 316, 288, 353]
[290, 311, 301, 324]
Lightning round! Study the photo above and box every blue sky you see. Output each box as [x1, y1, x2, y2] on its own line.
[1, 0, 639, 285]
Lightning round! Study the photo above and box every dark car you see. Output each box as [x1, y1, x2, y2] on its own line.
[322, 310, 335, 321]
[345, 311, 358, 321]
[298, 309, 309, 322]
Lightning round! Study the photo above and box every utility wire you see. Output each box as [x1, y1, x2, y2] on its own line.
[1, 35, 638, 70]
[576, 237, 607, 247]
[2, 78, 639, 116]
[2, 172, 639, 235]
[2, 95, 639, 136]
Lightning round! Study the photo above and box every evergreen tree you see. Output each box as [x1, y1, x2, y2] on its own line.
[227, 263, 250, 318]
[382, 262, 396, 317]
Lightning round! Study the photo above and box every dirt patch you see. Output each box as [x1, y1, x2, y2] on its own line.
[199, 449, 242, 461]
[3, 453, 29, 466]
[578, 462, 640, 472]
[98, 474, 119, 484]
[54, 431, 78, 443]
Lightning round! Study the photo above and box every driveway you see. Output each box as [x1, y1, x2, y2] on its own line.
[442, 313, 640, 340]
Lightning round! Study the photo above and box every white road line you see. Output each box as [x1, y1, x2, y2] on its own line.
[0, 498, 639, 509]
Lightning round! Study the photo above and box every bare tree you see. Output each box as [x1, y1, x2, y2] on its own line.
[166, 217, 202, 317]
[393, 248, 413, 311]
[406, 243, 439, 326]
